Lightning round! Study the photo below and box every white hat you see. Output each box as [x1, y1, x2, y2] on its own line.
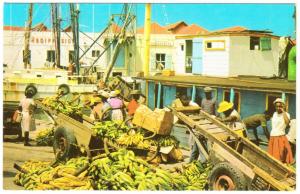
[273, 98, 285, 105]
[98, 90, 110, 98]
[204, 87, 212, 92]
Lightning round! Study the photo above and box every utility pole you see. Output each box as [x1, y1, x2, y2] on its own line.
[70, 3, 80, 75]
[24, 3, 33, 69]
[51, 3, 61, 67]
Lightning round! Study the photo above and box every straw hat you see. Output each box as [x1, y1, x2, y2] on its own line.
[217, 101, 234, 113]
[204, 87, 213, 92]
[273, 98, 285, 105]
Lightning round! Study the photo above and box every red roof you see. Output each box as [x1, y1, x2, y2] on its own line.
[214, 26, 247, 33]
[137, 22, 170, 34]
[3, 26, 25, 31]
[165, 21, 187, 31]
[176, 24, 209, 35]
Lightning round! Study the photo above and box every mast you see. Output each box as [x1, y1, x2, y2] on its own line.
[51, 3, 61, 67]
[24, 3, 33, 69]
[70, 3, 80, 75]
[103, 4, 134, 83]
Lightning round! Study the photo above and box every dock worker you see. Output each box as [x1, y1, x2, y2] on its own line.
[217, 101, 247, 137]
[268, 98, 294, 164]
[127, 90, 142, 117]
[108, 90, 125, 121]
[90, 91, 112, 121]
[172, 94, 199, 108]
[201, 87, 217, 115]
[242, 110, 272, 143]
[19, 89, 36, 146]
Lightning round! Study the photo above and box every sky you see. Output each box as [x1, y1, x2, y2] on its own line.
[3, 3, 296, 38]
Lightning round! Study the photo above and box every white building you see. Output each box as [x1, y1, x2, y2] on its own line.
[175, 26, 281, 77]
[135, 21, 209, 76]
[3, 24, 111, 71]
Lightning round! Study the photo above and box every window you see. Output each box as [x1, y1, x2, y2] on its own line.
[69, 50, 74, 63]
[22, 50, 31, 63]
[47, 50, 55, 62]
[260, 37, 271, 51]
[155, 53, 166, 70]
[250, 37, 260, 50]
[92, 50, 100, 57]
[223, 90, 240, 112]
[205, 40, 225, 51]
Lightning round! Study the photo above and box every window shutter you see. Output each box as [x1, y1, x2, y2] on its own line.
[260, 37, 271, 51]
[165, 54, 172, 70]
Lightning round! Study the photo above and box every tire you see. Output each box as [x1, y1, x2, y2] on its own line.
[58, 84, 70, 95]
[208, 162, 247, 191]
[25, 84, 38, 96]
[53, 126, 77, 161]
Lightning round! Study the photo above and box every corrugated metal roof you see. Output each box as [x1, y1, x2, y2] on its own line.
[135, 75, 296, 94]
[214, 26, 248, 33]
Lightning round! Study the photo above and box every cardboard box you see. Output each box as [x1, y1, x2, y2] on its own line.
[162, 69, 175, 76]
[132, 105, 174, 135]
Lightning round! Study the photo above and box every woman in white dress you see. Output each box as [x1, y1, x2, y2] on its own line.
[19, 89, 36, 146]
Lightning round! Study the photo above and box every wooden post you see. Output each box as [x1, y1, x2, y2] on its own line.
[156, 82, 162, 108]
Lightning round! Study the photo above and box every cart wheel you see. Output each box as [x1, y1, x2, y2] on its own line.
[208, 162, 247, 191]
[146, 146, 159, 162]
[53, 126, 77, 161]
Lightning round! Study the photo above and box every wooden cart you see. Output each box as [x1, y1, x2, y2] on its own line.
[35, 99, 159, 162]
[171, 107, 296, 191]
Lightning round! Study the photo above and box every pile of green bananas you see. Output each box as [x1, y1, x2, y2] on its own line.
[182, 161, 212, 190]
[88, 148, 206, 190]
[14, 157, 92, 190]
[41, 97, 83, 120]
[36, 128, 54, 146]
[157, 135, 180, 147]
[91, 121, 130, 140]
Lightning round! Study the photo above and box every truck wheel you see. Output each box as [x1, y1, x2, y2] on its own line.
[53, 126, 77, 161]
[58, 84, 70, 95]
[208, 162, 247, 191]
[25, 84, 38, 96]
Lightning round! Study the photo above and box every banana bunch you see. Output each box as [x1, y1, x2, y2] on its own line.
[116, 133, 144, 147]
[182, 161, 212, 190]
[157, 135, 180, 147]
[92, 121, 129, 140]
[14, 157, 93, 190]
[36, 128, 54, 146]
